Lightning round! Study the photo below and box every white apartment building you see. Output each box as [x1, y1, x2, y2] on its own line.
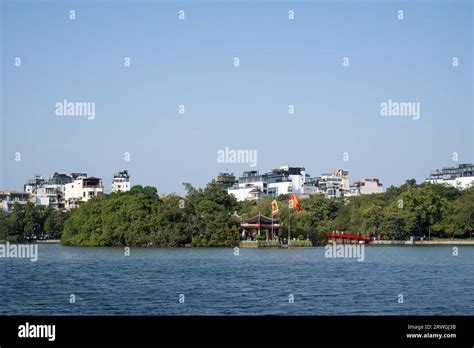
[426, 163, 474, 189]
[0, 191, 31, 212]
[24, 175, 45, 194]
[34, 185, 60, 209]
[317, 169, 350, 198]
[23, 172, 74, 210]
[64, 176, 103, 208]
[227, 166, 384, 201]
[112, 170, 131, 193]
[228, 166, 308, 201]
[348, 178, 384, 196]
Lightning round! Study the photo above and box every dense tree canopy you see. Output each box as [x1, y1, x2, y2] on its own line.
[1, 180, 473, 246]
[257, 181, 474, 244]
[0, 202, 66, 242]
[61, 182, 241, 247]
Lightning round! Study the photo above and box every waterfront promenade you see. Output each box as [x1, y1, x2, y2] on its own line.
[372, 240, 474, 245]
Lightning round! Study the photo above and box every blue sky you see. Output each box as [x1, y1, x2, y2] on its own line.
[1, 0, 472, 194]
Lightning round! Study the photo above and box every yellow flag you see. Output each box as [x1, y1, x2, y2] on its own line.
[271, 200, 279, 215]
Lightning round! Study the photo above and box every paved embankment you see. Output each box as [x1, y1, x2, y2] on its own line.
[372, 240, 474, 245]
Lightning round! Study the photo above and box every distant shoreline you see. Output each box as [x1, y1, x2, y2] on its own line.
[2, 240, 474, 248]
[371, 240, 474, 245]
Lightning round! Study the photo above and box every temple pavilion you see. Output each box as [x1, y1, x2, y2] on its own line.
[240, 213, 281, 241]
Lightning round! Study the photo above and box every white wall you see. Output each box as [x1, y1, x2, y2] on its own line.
[112, 179, 130, 192]
[428, 177, 474, 189]
[65, 178, 103, 206]
[359, 181, 383, 194]
[228, 187, 259, 201]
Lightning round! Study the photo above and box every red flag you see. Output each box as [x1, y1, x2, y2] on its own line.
[289, 193, 302, 213]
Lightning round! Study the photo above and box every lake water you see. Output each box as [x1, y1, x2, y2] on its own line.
[1, 244, 473, 315]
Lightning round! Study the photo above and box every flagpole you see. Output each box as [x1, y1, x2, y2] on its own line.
[271, 214, 273, 241]
[288, 205, 291, 247]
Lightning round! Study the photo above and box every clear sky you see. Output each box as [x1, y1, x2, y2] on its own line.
[1, 0, 472, 194]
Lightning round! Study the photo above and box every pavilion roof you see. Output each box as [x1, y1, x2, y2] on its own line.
[243, 213, 279, 224]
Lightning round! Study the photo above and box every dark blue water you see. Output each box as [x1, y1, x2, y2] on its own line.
[1, 244, 473, 315]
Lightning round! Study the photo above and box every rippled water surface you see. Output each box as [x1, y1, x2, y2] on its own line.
[1, 244, 473, 315]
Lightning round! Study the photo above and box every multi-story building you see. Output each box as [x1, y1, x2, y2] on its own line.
[426, 163, 474, 189]
[48, 172, 73, 186]
[315, 170, 350, 198]
[227, 171, 266, 201]
[46, 173, 73, 209]
[112, 170, 131, 193]
[302, 177, 322, 196]
[348, 178, 383, 196]
[23, 173, 71, 209]
[227, 166, 308, 201]
[64, 175, 104, 208]
[0, 191, 31, 212]
[216, 172, 237, 189]
[227, 166, 383, 201]
[24, 175, 45, 194]
[34, 185, 60, 209]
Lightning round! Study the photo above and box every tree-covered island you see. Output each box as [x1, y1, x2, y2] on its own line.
[0, 179, 472, 247]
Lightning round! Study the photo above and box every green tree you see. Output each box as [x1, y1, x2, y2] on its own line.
[444, 187, 474, 238]
[399, 185, 447, 238]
